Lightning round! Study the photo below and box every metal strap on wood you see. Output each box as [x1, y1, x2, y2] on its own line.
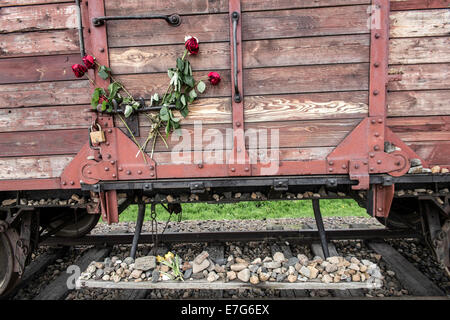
[228, 0, 251, 176]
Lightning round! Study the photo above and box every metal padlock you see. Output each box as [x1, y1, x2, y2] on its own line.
[90, 123, 106, 144]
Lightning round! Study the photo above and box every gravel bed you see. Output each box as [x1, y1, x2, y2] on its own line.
[11, 216, 450, 300]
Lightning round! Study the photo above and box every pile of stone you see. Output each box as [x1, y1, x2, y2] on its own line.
[80, 250, 383, 286]
[408, 158, 449, 174]
[1, 194, 88, 207]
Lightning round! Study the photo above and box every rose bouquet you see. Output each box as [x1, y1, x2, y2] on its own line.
[71, 36, 221, 157]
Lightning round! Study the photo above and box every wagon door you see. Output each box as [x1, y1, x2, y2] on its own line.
[92, 0, 234, 178]
[86, 0, 373, 179]
[240, 0, 372, 176]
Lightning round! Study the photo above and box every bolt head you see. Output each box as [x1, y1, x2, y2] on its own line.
[231, 167, 236, 172]
[126, 170, 131, 175]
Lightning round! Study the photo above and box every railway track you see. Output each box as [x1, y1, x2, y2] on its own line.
[40, 228, 421, 247]
[5, 220, 449, 300]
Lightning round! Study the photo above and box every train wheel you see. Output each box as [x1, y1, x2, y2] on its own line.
[0, 233, 19, 297]
[47, 208, 100, 238]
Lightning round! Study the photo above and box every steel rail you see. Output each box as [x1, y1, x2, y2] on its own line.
[40, 228, 421, 247]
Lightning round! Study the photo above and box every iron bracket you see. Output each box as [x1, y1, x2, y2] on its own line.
[189, 182, 206, 194]
[273, 179, 289, 191]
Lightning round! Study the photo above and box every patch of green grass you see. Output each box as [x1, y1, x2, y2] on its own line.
[118, 199, 366, 222]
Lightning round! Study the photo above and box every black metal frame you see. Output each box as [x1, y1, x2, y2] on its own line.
[81, 174, 450, 193]
[92, 13, 181, 27]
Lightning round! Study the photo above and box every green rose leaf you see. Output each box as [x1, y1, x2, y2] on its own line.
[180, 94, 186, 106]
[184, 75, 194, 87]
[101, 100, 108, 112]
[184, 60, 190, 75]
[189, 89, 197, 100]
[98, 65, 111, 80]
[176, 58, 184, 72]
[180, 106, 189, 118]
[197, 80, 206, 93]
[108, 82, 121, 100]
[91, 87, 103, 108]
[160, 106, 170, 121]
[124, 105, 133, 118]
[153, 93, 159, 102]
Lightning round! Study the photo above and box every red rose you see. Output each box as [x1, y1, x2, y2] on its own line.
[71, 64, 87, 78]
[184, 35, 199, 55]
[98, 95, 108, 104]
[82, 55, 95, 69]
[208, 72, 221, 85]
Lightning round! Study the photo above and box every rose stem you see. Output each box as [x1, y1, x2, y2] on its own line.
[117, 114, 147, 164]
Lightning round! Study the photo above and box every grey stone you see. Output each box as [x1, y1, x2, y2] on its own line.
[276, 274, 287, 282]
[263, 261, 281, 269]
[123, 257, 134, 265]
[207, 271, 219, 282]
[249, 265, 259, 273]
[183, 268, 193, 279]
[273, 252, 285, 262]
[194, 251, 209, 265]
[134, 256, 156, 271]
[95, 269, 104, 278]
[230, 263, 248, 272]
[285, 257, 299, 267]
[237, 269, 251, 282]
[299, 266, 311, 278]
[193, 259, 210, 274]
[151, 270, 159, 283]
[325, 263, 338, 273]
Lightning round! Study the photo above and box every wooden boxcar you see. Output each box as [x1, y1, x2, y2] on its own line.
[0, 0, 449, 295]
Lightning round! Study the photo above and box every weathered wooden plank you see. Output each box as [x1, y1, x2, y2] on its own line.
[107, 5, 370, 47]
[242, 5, 369, 40]
[35, 247, 111, 300]
[110, 35, 370, 74]
[0, 92, 367, 133]
[152, 147, 335, 165]
[0, 155, 73, 179]
[107, 14, 229, 48]
[407, 141, 450, 165]
[0, 80, 90, 108]
[243, 35, 369, 68]
[389, 116, 450, 142]
[0, 0, 73, 6]
[0, 29, 79, 58]
[0, 129, 87, 156]
[0, 105, 91, 132]
[243, 64, 369, 95]
[109, 42, 230, 74]
[366, 242, 444, 296]
[390, 9, 450, 38]
[0, 3, 77, 34]
[105, 0, 371, 16]
[241, 0, 371, 12]
[388, 63, 450, 91]
[0, 119, 356, 157]
[388, 90, 450, 116]
[116, 64, 369, 101]
[117, 71, 230, 99]
[389, 37, 450, 64]
[76, 278, 381, 290]
[390, 0, 450, 11]
[0, 54, 81, 84]
[244, 92, 368, 122]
